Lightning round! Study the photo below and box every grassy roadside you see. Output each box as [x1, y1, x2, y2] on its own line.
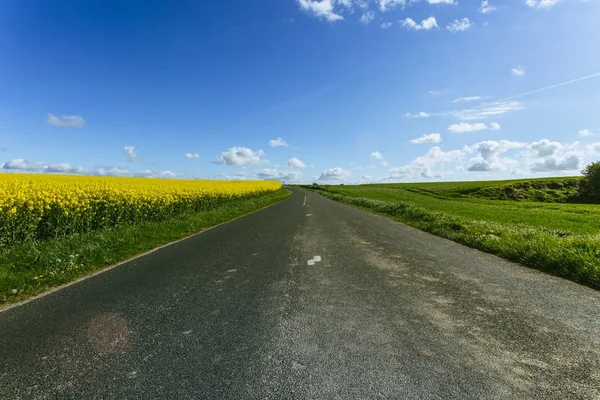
[0, 188, 291, 305]
[309, 189, 600, 289]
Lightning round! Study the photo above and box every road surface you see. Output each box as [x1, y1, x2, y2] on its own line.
[1, 188, 599, 399]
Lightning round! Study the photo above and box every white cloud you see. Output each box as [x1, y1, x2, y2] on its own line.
[381, 21, 393, 29]
[410, 133, 442, 144]
[530, 154, 581, 171]
[511, 66, 526, 77]
[2, 159, 84, 174]
[588, 142, 600, 154]
[448, 122, 501, 133]
[378, 0, 406, 12]
[297, 0, 343, 21]
[526, 0, 562, 8]
[287, 157, 307, 168]
[405, 111, 430, 118]
[124, 146, 138, 162]
[370, 151, 384, 160]
[447, 18, 472, 32]
[269, 137, 289, 147]
[450, 101, 524, 120]
[480, 0, 497, 13]
[318, 167, 350, 182]
[453, 96, 483, 103]
[389, 146, 463, 180]
[526, 139, 583, 172]
[0, 159, 182, 178]
[215, 146, 267, 167]
[47, 113, 86, 128]
[401, 17, 438, 31]
[90, 167, 130, 176]
[466, 140, 525, 171]
[428, 0, 455, 3]
[579, 129, 594, 137]
[185, 153, 200, 159]
[528, 139, 566, 158]
[257, 168, 302, 182]
[360, 11, 375, 24]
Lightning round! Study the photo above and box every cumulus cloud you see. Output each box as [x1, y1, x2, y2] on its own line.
[318, 167, 350, 182]
[511, 66, 526, 77]
[388, 146, 463, 180]
[526, 0, 561, 8]
[215, 146, 266, 167]
[405, 111, 430, 118]
[370, 151, 384, 160]
[410, 133, 442, 144]
[525, 139, 583, 172]
[381, 21, 393, 29]
[480, 0, 497, 13]
[401, 17, 438, 31]
[447, 18, 472, 32]
[287, 157, 307, 168]
[579, 129, 594, 137]
[124, 146, 138, 161]
[0, 158, 181, 178]
[47, 113, 86, 128]
[529, 154, 580, 172]
[257, 168, 302, 182]
[448, 122, 500, 133]
[269, 137, 289, 147]
[528, 139, 563, 158]
[297, 0, 343, 21]
[466, 140, 525, 171]
[2, 159, 84, 174]
[185, 153, 200, 159]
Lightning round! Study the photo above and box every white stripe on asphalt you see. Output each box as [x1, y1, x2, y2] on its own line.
[307, 255, 322, 265]
[303, 196, 307, 207]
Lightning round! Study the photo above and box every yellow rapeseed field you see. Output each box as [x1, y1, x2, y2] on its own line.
[0, 173, 281, 245]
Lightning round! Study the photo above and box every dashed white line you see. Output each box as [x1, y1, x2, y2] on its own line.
[307, 255, 322, 265]
[303, 196, 307, 207]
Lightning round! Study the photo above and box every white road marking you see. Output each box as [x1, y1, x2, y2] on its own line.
[303, 196, 307, 207]
[307, 255, 322, 265]
[306, 214, 312, 217]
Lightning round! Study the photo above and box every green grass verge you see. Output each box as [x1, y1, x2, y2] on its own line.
[311, 180, 599, 235]
[308, 189, 600, 289]
[0, 188, 291, 305]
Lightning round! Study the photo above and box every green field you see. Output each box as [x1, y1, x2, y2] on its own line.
[303, 178, 600, 288]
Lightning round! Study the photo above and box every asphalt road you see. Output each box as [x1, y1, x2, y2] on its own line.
[1, 188, 599, 399]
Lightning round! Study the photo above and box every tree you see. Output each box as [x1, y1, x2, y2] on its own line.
[578, 161, 600, 203]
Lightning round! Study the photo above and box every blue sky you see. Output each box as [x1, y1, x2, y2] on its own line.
[1, 0, 600, 183]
